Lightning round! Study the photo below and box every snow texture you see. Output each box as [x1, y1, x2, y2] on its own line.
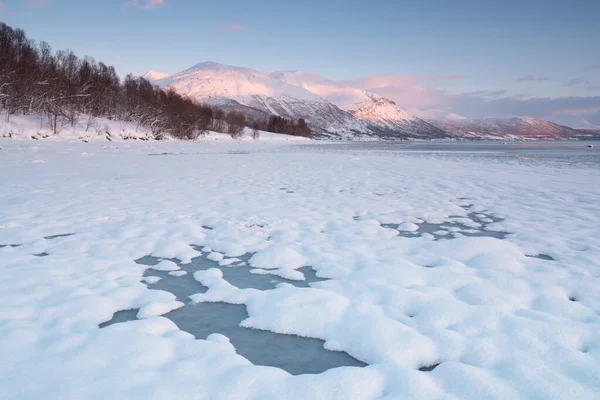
[1, 139, 599, 399]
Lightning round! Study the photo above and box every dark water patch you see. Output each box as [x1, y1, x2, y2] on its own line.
[382, 208, 509, 241]
[99, 309, 139, 328]
[201, 225, 214, 230]
[148, 152, 186, 156]
[526, 254, 556, 261]
[44, 233, 76, 240]
[0, 244, 21, 248]
[419, 363, 441, 372]
[33, 252, 49, 257]
[125, 249, 361, 374]
[137, 252, 329, 301]
[165, 301, 366, 375]
[569, 296, 577, 302]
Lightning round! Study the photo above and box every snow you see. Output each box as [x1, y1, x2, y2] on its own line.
[397, 222, 420, 232]
[249, 244, 307, 270]
[151, 260, 180, 271]
[0, 113, 309, 142]
[141, 70, 172, 81]
[154, 61, 323, 102]
[1, 139, 599, 399]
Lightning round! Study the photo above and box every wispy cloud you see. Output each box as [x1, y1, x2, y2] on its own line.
[585, 65, 600, 71]
[219, 23, 243, 32]
[517, 75, 551, 83]
[567, 77, 590, 86]
[128, 0, 164, 10]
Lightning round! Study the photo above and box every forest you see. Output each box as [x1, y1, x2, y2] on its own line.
[0, 22, 312, 140]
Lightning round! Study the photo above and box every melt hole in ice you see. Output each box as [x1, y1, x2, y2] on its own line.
[381, 207, 509, 241]
[44, 233, 76, 240]
[418, 363, 441, 372]
[102, 249, 365, 375]
[526, 254, 556, 261]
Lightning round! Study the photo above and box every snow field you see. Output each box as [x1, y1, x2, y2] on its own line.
[0, 139, 599, 399]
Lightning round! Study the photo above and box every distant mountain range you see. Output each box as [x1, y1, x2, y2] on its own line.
[428, 117, 600, 141]
[143, 63, 600, 141]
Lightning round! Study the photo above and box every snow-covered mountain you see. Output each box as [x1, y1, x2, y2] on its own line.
[268, 70, 447, 139]
[141, 71, 172, 81]
[148, 62, 448, 139]
[428, 117, 599, 140]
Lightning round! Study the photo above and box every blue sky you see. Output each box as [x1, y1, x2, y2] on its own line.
[1, 0, 600, 124]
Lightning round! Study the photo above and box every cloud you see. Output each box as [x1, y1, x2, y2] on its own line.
[129, 0, 164, 10]
[567, 77, 590, 86]
[517, 75, 551, 82]
[341, 74, 600, 126]
[219, 23, 243, 32]
[585, 65, 600, 71]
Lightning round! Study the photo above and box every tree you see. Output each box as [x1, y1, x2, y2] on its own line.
[251, 122, 260, 140]
[226, 111, 245, 139]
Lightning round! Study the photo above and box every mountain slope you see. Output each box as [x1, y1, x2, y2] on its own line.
[428, 117, 596, 140]
[269, 70, 448, 139]
[150, 62, 449, 139]
[142, 71, 172, 81]
[151, 62, 371, 138]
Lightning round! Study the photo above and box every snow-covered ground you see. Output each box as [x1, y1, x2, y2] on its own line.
[1, 113, 309, 142]
[1, 139, 599, 399]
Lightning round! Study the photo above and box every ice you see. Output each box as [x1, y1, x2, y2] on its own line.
[1, 139, 599, 399]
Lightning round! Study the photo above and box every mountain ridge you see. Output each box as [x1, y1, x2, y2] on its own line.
[147, 62, 449, 140]
[428, 117, 600, 140]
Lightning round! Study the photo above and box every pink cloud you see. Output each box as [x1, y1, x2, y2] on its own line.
[548, 106, 600, 116]
[345, 74, 461, 91]
[585, 65, 600, 70]
[143, 0, 164, 10]
[129, 0, 164, 10]
[219, 23, 243, 32]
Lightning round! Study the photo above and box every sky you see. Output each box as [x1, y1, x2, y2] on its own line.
[1, 0, 600, 126]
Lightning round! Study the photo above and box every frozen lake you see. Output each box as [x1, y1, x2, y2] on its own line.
[301, 140, 600, 168]
[1, 138, 599, 399]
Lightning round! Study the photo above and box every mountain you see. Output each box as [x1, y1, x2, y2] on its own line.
[150, 62, 369, 139]
[149, 62, 449, 140]
[141, 71, 172, 81]
[428, 117, 599, 140]
[268, 70, 447, 139]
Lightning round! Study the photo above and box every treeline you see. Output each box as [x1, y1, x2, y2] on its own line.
[0, 22, 312, 140]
